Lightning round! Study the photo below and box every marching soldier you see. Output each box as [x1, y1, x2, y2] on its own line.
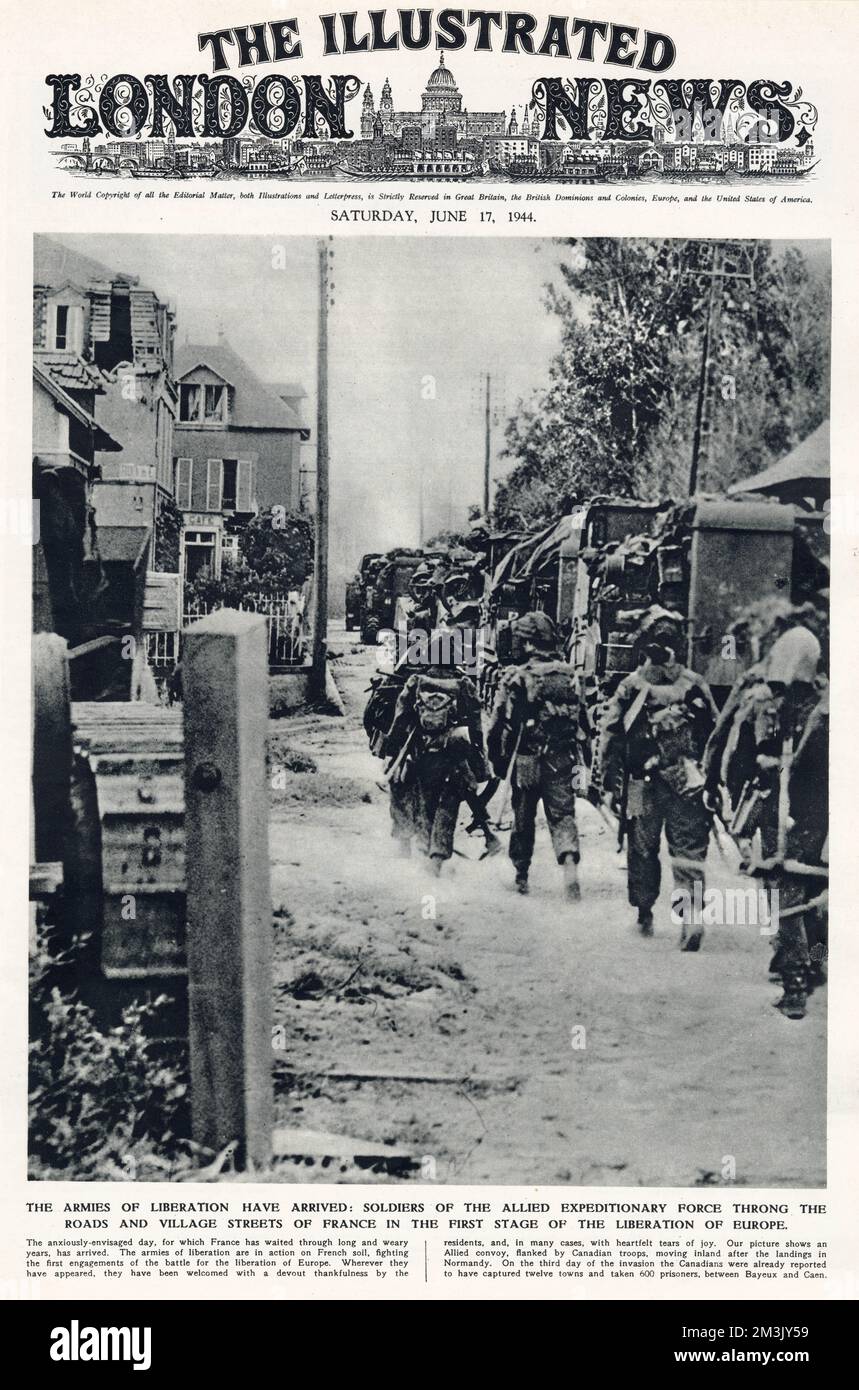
[406, 562, 437, 633]
[703, 622, 828, 1018]
[363, 665, 414, 854]
[385, 644, 491, 875]
[487, 611, 583, 901]
[600, 607, 717, 946]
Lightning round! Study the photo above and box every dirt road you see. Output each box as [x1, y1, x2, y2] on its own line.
[267, 625, 825, 1186]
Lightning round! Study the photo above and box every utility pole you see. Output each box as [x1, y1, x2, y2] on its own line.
[311, 239, 331, 697]
[483, 372, 491, 518]
[689, 241, 755, 496]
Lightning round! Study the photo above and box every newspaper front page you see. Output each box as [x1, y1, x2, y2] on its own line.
[2, 0, 857, 1330]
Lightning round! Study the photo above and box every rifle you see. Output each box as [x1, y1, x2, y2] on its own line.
[616, 684, 650, 853]
[616, 761, 631, 852]
[383, 728, 416, 784]
[495, 725, 523, 831]
[776, 734, 794, 863]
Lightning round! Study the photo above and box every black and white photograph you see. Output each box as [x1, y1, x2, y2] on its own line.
[28, 230, 830, 1188]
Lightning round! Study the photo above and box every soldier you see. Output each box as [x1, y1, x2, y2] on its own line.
[406, 562, 437, 634]
[600, 607, 717, 946]
[363, 665, 414, 855]
[487, 611, 583, 900]
[704, 623, 827, 1018]
[385, 643, 490, 876]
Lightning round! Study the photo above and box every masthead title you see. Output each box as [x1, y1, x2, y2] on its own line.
[43, 11, 814, 148]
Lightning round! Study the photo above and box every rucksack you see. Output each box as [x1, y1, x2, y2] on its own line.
[648, 701, 695, 766]
[363, 675, 403, 757]
[648, 702, 703, 795]
[415, 676, 460, 737]
[522, 661, 579, 749]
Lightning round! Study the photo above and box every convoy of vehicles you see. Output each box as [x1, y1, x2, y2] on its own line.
[353, 493, 828, 724]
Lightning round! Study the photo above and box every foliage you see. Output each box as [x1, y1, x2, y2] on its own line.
[239, 508, 314, 587]
[186, 509, 314, 611]
[425, 528, 469, 549]
[28, 927, 194, 1180]
[495, 239, 830, 529]
[153, 492, 183, 573]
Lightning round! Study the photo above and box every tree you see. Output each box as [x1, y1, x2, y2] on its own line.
[238, 508, 314, 589]
[153, 493, 182, 572]
[186, 508, 314, 612]
[496, 239, 830, 528]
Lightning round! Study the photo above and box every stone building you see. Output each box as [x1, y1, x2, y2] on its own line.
[173, 339, 310, 581]
[360, 55, 505, 142]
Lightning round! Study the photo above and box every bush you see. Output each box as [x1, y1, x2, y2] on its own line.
[28, 928, 194, 1180]
[240, 509, 314, 589]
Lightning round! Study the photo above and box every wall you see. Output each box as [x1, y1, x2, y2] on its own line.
[174, 428, 301, 514]
[33, 378, 69, 455]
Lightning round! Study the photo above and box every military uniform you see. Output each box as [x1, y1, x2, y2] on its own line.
[703, 624, 827, 1017]
[487, 612, 583, 899]
[386, 662, 487, 873]
[363, 669, 414, 852]
[601, 608, 717, 944]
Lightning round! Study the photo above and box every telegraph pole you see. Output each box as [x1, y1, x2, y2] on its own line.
[483, 372, 491, 517]
[689, 245, 725, 496]
[688, 241, 755, 496]
[311, 239, 331, 697]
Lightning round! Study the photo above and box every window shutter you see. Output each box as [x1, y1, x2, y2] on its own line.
[190, 458, 208, 510]
[206, 458, 223, 511]
[175, 458, 192, 510]
[68, 305, 84, 354]
[236, 459, 254, 512]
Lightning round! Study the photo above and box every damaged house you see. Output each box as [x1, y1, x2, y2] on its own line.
[33, 236, 177, 697]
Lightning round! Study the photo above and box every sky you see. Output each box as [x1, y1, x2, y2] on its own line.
[47, 233, 828, 582]
[50, 233, 567, 568]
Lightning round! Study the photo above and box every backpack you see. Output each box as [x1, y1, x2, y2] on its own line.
[648, 702, 703, 795]
[415, 676, 460, 737]
[521, 661, 579, 750]
[363, 675, 403, 757]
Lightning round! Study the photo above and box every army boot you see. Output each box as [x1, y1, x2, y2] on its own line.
[481, 828, 503, 859]
[514, 869, 529, 895]
[680, 922, 704, 953]
[774, 969, 808, 1020]
[637, 906, 654, 937]
[561, 852, 581, 903]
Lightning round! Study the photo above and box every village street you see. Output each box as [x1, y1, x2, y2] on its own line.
[265, 623, 826, 1188]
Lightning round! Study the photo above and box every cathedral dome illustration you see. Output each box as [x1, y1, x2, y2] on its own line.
[426, 54, 457, 89]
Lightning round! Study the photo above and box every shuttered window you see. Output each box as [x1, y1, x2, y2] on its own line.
[190, 457, 208, 510]
[174, 457, 192, 510]
[206, 458, 223, 511]
[236, 459, 255, 512]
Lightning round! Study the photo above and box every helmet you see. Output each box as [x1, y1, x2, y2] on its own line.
[514, 610, 558, 652]
[766, 626, 821, 686]
[409, 563, 432, 595]
[639, 605, 684, 639]
[638, 605, 684, 660]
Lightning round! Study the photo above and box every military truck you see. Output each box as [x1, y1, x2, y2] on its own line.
[359, 547, 425, 644]
[345, 551, 379, 630]
[568, 495, 828, 801]
[478, 503, 662, 707]
[567, 497, 828, 702]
